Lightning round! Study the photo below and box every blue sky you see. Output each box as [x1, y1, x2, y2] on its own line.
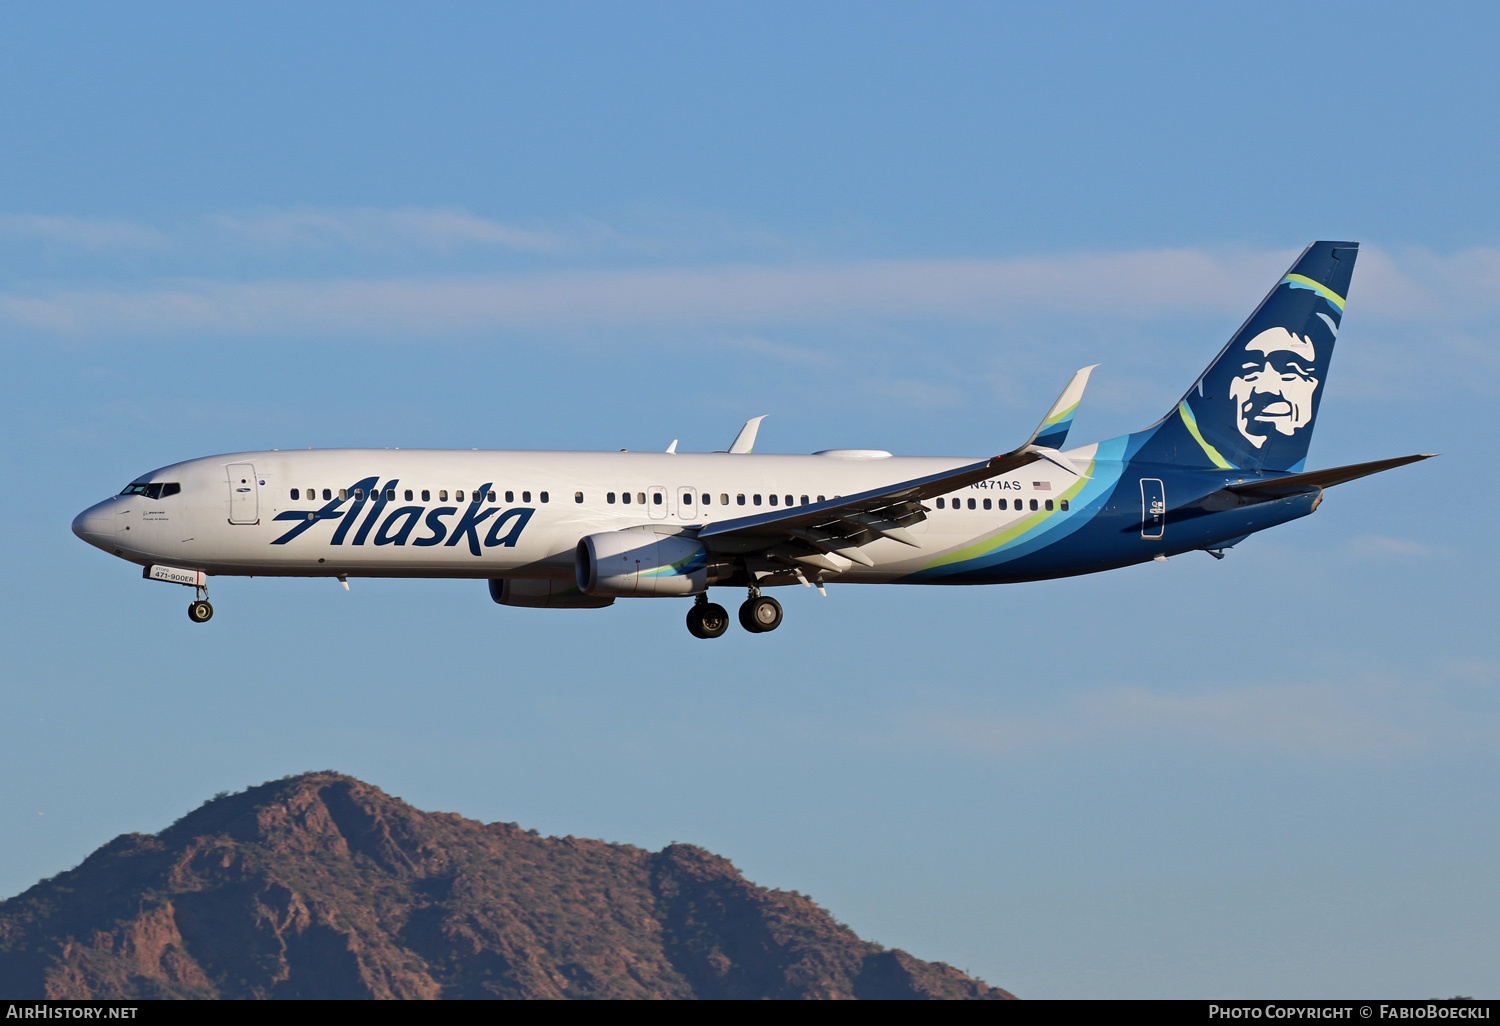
[2, 2, 1496, 999]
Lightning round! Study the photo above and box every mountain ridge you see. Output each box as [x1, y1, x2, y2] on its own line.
[0, 772, 1013, 1000]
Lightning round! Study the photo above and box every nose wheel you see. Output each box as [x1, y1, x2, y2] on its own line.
[187, 581, 213, 623]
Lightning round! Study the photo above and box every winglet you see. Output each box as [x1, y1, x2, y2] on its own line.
[665, 439, 678, 454]
[1026, 365, 1097, 450]
[729, 416, 767, 454]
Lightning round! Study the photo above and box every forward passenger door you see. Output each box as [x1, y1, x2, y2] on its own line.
[227, 463, 259, 525]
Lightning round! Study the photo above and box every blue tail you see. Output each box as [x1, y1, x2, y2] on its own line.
[1129, 241, 1358, 473]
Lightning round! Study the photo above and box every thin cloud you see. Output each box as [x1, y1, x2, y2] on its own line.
[727, 335, 834, 366]
[209, 207, 562, 254]
[2, 242, 1497, 341]
[0, 248, 1291, 338]
[1349, 534, 1436, 558]
[0, 214, 168, 250]
[903, 676, 1490, 759]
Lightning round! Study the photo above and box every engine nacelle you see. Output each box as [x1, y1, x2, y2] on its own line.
[489, 578, 615, 609]
[576, 530, 709, 598]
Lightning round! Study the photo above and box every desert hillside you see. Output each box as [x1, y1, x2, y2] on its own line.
[0, 772, 1012, 999]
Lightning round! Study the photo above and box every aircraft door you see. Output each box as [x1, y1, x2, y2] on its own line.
[648, 485, 668, 519]
[1140, 478, 1165, 540]
[677, 486, 696, 521]
[227, 463, 259, 525]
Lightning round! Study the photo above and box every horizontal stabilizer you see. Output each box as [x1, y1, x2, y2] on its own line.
[1226, 453, 1437, 499]
[1027, 365, 1097, 450]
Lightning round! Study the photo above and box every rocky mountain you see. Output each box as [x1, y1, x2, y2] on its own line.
[0, 773, 1012, 999]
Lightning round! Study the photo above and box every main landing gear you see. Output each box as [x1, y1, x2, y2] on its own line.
[686, 595, 730, 639]
[685, 589, 783, 638]
[739, 593, 782, 634]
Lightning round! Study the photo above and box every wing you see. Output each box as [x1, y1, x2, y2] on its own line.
[697, 368, 1097, 575]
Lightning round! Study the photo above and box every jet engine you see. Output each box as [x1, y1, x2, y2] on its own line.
[576, 530, 711, 597]
[489, 578, 615, 609]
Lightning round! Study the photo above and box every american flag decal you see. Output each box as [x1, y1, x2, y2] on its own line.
[1032, 481, 1051, 491]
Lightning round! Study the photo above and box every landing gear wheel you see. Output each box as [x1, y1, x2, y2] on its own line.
[739, 595, 783, 633]
[686, 602, 730, 639]
[188, 600, 214, 623]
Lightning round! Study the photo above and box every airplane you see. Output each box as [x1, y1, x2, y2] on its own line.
[72, 240, 1433, 638]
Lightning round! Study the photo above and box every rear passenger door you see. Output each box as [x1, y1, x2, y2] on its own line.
[1139, 478, 1165, 540]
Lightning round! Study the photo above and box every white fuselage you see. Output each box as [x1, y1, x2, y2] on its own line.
[72, 447, 1088, 586]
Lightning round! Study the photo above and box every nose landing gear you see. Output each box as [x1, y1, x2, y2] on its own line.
[187, 581, 213, 623]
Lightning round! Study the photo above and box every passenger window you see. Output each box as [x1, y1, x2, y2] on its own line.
[753, 494, 762, 506]
[489, 491, 497, 502]
[817, 495, 825, 503]
[386, 489, 395, 501]
[439, 490, 448, 502]
[456, 490, 465, 502]
[607, 492, 616, 503]
[1060, 499, 1069, 511]
[721, 493, 730, 505]
[353, 489, 364, 500]
[700, 492, 709, 505]
[421, 490, 430, 502]
[522, 491, 531, 503]
[621, 492, 631, 504]
[968, 498, 976, 510]
[769, 494, 778, 506]
[541, 492, 549, 503]
[785, 495, 792, 506]
[1045, 499, 1054, 511]
[983, 498, 991, 510]
[505, 491, 514, 503]
[1029, 498, 1038, 511]
[575, 491, 583, 503]
[683, 492, 693, 504]
[651, 492, 661, 505]
[997, 498, 1006, 510]
[936, 498, 945, 509]
[339, 489, 348, 501]
[636, 492, 646, 504]
[801, 495, 809, 505]
[290, 488, 299, 500]
[737, 494, 746, 505]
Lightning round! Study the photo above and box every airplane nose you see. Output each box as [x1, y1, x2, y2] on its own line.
[72, 500, 116, 551]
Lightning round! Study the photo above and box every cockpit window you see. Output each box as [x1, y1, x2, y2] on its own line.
[119, 482, 180, 499]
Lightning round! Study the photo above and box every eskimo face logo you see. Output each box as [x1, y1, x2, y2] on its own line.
[1229, 327, 1319, 448]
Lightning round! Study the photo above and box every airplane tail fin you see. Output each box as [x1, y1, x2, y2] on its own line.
[1131, 241, 1358, 472]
